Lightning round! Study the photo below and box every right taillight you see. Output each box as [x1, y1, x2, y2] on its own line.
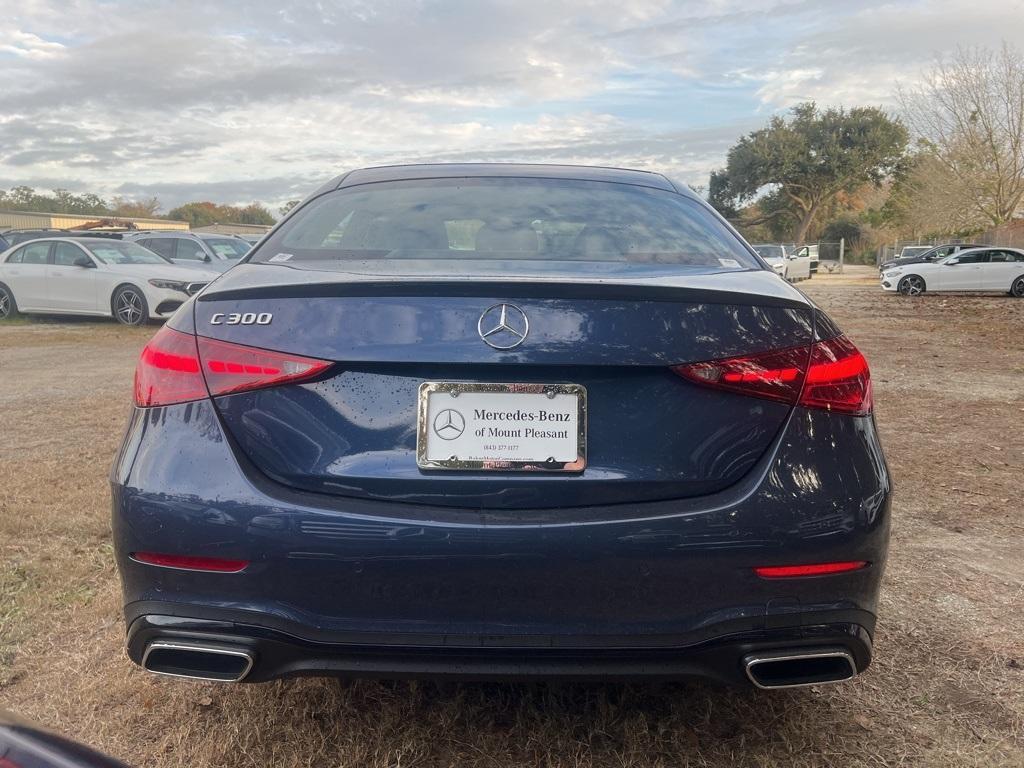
[673, 335, 872, 416]
[800, 335, 872, 415]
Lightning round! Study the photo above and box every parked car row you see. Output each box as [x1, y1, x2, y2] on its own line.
[881, 246, 1024, 296]
[0, 237, 222, 325]
[878, 242, 984, 273]
[0, 228, 253, 324]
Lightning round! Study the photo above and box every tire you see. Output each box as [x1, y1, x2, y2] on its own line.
[898, 275, 926, 296]
[0, 283, 17, 320]
[112, 285, 149, 326]
[1012, 276, 1024, 298]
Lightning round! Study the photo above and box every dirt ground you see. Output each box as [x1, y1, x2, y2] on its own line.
[1, 273, 1022, 767]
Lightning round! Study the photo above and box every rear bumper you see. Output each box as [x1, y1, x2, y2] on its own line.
[112, 399, 891, 684]
[126, 610, 874, 684]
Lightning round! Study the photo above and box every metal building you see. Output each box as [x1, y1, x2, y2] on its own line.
[0, 210, 189, 231]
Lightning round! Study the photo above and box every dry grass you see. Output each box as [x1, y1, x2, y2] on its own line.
[1, 280, 1022, 767]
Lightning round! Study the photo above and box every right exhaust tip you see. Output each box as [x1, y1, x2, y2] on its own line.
[142, 641, 254, 682]
[743, 648, 857, 689]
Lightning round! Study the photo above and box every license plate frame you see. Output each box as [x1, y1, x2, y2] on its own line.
[416, 381, 587, 472]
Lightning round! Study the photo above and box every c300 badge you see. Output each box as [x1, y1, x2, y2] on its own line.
[210, 312, 273, 326]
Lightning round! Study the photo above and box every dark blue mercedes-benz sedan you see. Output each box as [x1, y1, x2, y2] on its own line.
[112, 164, 890, 689]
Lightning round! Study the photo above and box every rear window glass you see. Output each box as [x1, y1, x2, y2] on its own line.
[85, 241, 172, 265]
[203, 238, 250, 259]
[753, 245, 785, 259]
[254, 178, 756, 272]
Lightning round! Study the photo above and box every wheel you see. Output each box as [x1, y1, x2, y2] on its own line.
[898, 275, 926, 296]
[112, 285, 149, 326]
[0, 283, 17, 320]
[1012, 276, 1024, 298]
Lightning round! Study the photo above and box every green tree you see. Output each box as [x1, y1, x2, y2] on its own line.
[279, 200, 300, 217]
[167, 201, 275, 227]
[0, 186, 110, 215]
[820, 215, 865, 244]
[167, 202, 221, 227]
[709, 103, 909, 243]
[236, 203, 274, 225]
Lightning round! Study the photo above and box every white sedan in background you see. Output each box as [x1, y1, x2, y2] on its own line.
[0, 238, 219, 325]
[881, 247, 1024, 297]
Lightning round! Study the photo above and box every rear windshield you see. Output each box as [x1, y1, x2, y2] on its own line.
[203, 237, 250, 260]
[253, 178, 758, 272]
[754, 245, 785, 259]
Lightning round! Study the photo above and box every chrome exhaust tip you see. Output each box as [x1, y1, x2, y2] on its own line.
[743, 648, 857, 689]
[142, 641, 254, 682]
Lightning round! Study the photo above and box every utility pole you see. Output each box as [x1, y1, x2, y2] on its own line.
[839, 238, 845, 275]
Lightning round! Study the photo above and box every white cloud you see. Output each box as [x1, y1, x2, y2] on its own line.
[0, 30, 65, 59]
[1, 0, 1021, 210]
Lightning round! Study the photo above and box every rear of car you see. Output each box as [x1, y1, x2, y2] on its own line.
[112, 165, 890, 688]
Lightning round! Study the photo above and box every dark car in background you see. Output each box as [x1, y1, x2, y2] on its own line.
[0, 711, 128, 768]
[878, 242, 984, 272]
[112, 164, 890, 690]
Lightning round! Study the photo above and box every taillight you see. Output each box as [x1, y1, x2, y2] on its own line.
[134, 326, 331, 407]
[672, 335, 872, 415]
[134, 327, 206, 407]
[672, 345, 808, 405]
[801, 335, 872, 415]
[196, 336, 331, 397]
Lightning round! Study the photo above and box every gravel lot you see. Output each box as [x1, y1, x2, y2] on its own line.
[1, 272, 1022, 767]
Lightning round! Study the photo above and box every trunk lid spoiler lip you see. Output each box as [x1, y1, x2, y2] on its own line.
[198, 265, 811, 310]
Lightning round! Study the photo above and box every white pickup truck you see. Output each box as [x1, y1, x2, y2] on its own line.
[753, 244, 811, 282]
[791, 244, 819, 274]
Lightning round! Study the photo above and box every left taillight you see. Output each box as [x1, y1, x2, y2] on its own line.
[134, 325, 332, 407]
[134, 327, 206, 407]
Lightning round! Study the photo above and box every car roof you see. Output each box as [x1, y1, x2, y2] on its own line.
[126, 230, 194, 236]
[955, 245, 1023, 254]
[324, 163, 685, 195]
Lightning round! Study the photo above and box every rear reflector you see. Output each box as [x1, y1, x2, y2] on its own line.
[754, 561, 867, 578]
[672, 335, 872, 415]
[134, 326, 331, 407]
[131, 552, 249, 573]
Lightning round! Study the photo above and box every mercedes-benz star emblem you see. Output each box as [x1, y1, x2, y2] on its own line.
[432, 408, 466, 440]
[478, 303, 529, 350]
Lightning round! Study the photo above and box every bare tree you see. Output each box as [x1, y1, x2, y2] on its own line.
[887, 153, 985, 236]
[899, 43, 1024, 227]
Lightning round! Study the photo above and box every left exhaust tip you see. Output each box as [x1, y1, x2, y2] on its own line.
[141, 641, 254, 682]
[743, 648, 857, 689]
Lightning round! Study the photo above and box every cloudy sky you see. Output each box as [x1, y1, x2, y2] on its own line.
[2, 0, 1022, 214]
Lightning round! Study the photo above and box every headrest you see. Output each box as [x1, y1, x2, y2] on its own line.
[475, 224, 539, 253]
